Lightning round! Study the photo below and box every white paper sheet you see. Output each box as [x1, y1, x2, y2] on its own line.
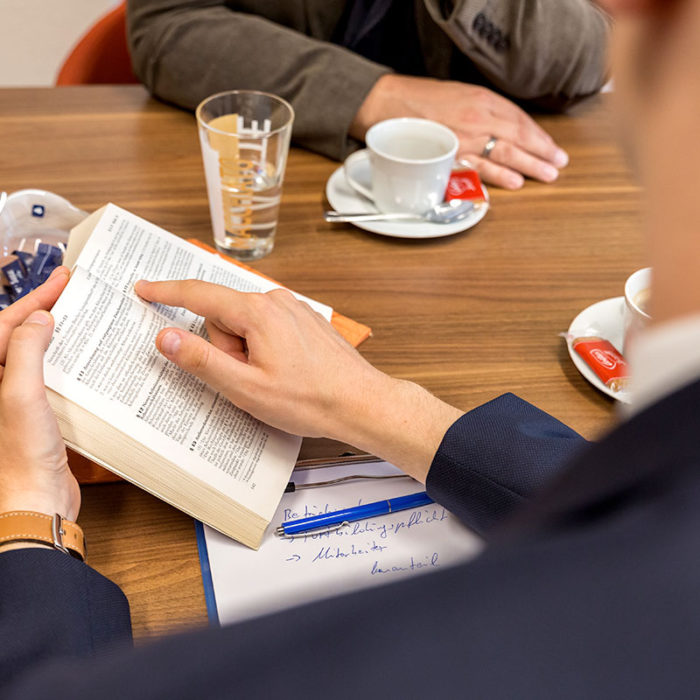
[203, 461, 483, 625]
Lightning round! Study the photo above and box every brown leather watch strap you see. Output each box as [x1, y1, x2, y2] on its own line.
[0, 511, 86, 562]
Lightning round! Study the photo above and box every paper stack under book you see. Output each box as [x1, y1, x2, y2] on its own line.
[45, 203, 370, 549]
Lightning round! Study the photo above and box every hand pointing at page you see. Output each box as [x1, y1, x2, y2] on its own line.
[134, 279, 463, 483]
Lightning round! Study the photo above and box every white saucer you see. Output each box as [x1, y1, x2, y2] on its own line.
[325, 160, 489, 239]
[566, 296, 631, 404]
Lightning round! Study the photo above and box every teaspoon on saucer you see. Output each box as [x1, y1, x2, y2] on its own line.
[324, 199, 481, 224]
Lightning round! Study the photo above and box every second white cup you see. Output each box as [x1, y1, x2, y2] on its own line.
[623, 267, 652, 354]
[344, 118, 459, 215]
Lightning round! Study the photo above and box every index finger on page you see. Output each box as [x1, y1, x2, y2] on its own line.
[134, 279, 255, 334]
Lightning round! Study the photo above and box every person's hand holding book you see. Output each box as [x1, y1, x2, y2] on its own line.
[135, 279, 464, 483]
[0, 267, 79, 523]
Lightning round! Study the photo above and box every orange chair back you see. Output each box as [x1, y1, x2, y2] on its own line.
[56, 2, 138, 85]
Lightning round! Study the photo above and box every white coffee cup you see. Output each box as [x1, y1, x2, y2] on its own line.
[344, 118, 459, 215]
[623, 267, 652, 354]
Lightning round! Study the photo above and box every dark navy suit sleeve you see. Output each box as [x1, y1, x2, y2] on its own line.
[5, 386, 700, 699]
[0, 549, 132, 693]
[426, 393, 585, 536]
[0, 393, 584, 700]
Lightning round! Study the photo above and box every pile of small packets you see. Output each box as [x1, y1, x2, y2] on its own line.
[0, 243, 64, 310]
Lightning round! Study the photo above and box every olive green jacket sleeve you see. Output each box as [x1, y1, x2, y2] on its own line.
[126, 0, 391, 160]
[422, 0, 611, 109]
[126, 0, 610, 160]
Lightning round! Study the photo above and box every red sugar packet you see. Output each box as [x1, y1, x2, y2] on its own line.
[572, 336, 629, 393]
[446, 168, 486, 201]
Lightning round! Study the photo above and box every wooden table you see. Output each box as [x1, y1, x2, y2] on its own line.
[0, 86, 644, 640]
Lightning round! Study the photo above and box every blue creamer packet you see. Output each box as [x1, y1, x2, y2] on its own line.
[1, 255, 31, 301]
[31, 243, 63, 284]
[11, 250, 40, 288]
[0, 293, 11, 310]
[11, 250, 34, 276]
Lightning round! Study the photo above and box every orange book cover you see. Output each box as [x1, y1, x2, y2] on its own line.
[186, 239, 372, 348]
[70, 239, 371, 484]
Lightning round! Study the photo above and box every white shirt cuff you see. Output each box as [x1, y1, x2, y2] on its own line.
[623, 313, 700, 416]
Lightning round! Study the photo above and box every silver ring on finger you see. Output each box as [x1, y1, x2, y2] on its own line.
[481, 136, 498, 159]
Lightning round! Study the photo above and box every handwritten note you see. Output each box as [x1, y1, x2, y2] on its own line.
[202, 461, 483, 625]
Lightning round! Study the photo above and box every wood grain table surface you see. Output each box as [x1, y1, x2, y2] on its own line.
[0, 86, 645, 640]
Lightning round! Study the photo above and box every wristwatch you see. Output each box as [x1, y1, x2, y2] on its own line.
[0, 511, 87, 561]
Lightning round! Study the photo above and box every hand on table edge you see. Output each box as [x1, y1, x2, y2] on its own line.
[349, 74, 570, 190]
[0, 267, 80, 539]
[134, 278, 464, 484]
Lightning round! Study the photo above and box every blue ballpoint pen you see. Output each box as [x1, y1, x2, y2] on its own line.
[275, 491, 434, 537]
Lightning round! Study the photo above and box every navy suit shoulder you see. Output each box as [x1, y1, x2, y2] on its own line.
[427, 392, 586, 535]
[0, 549, 132, 694]
[9, 385, 700, 698]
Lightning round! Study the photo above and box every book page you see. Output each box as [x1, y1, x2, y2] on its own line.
[202, 462, 483, 624]
[45, 266, 300, 519]
[70, 203, 332, 324]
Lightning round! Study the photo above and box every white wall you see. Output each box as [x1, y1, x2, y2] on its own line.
[0, 0, 119, 86]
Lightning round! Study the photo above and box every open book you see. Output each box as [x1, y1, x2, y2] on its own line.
[45, 203, 344, 549]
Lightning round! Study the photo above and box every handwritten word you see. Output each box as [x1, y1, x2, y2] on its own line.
[346, 507, 448, 540]
[311, 541, 387, 563]
[279, 506, 450, 546]
[378, 508, 447, 538]
[370, 552, 440, 576]
[282, 503, 334, 521]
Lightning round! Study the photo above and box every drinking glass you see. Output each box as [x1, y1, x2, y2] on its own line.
[196, 90, 294, 261]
